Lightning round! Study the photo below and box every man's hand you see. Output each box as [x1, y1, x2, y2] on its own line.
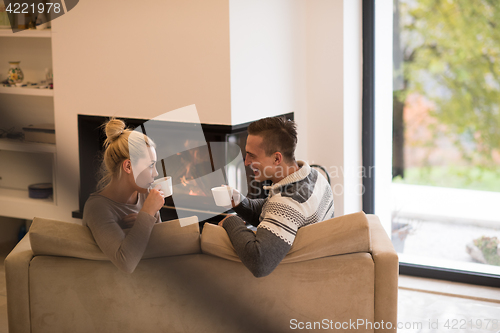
[218, 214, 246, 227]
[221, 185, 241, 208]
[218, 215, 232, 227]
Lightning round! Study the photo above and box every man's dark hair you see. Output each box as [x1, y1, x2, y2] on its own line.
[247, 116, 297, 162]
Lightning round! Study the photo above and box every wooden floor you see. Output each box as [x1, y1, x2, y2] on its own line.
[398, 277, 500, 332]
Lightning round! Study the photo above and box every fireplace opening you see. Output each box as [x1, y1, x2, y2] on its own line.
[74, 113, 293, 223]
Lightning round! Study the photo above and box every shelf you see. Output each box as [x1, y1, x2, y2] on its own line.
[0, 187, 55, 220]
[0, 28, 51, 38]
[0, 138, 56, 153]
[0, 187, 53, 204]
[0, 86, 53, 96]
[0, 26, 56, 222]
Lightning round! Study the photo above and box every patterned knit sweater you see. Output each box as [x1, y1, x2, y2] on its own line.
[222, 161, 334, 277]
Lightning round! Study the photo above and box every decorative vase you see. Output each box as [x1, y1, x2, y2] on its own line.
[7, 61, 24, 86]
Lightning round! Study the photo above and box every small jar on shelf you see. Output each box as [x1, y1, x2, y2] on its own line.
[7, 61, 24, 86]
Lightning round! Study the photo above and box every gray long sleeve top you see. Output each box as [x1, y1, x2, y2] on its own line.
[82, 192, 161, 273]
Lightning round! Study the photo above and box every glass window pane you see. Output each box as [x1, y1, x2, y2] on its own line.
[392, 0, 500, 276]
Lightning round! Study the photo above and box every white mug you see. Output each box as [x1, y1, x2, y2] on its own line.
[211, 186, 233, 206]
[151, 176, 173, 197]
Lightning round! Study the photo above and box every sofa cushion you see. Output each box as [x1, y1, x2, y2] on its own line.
[200, 222, 241, 261]
[29, 216, 201, 260]
[201, 211, 371, 263]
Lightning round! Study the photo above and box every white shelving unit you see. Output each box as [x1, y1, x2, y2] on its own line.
[0, 187, 55, 221]
[0, 138, 56, 153]
[0, 86, 53, 96]
[0, 29, 51, 38]
[0, 29, 57, 221]
[0, 187, 53, 204]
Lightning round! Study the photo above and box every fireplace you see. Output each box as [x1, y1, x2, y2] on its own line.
[74, 113, 293, 223]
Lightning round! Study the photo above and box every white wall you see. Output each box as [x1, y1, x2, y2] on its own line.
[52, 0, 231, 123]
[374, 0, 394, 233]
[229, 0, 307, 129]
[51, 0, 232, 220]
[342, 0, 363, 215]
[229, 0, 308, 159]
[306, 0, 363, 216]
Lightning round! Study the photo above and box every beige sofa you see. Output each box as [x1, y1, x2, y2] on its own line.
[5, 212, 398, 333]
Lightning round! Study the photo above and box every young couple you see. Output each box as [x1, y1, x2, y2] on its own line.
[83, 116, 334, 276]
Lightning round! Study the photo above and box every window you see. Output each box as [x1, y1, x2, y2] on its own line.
[364, 0, 500, 286]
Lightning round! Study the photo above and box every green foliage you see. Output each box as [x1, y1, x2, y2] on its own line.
[398, 0, 500, 169]
[473, 236, 500, 266]
[393, 166, 500, 191]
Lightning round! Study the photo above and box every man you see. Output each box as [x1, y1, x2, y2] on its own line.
[219, 116, 334, 277]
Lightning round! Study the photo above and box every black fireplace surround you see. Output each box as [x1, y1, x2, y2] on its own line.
[73, 113, 293, 223]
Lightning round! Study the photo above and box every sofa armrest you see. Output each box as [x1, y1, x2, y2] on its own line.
[5, 234, 34, 333]
[367, 214, 399, 332]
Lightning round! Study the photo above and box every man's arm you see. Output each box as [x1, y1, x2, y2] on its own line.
[222, 215, 291, 277]
[232, 197, 267, 227]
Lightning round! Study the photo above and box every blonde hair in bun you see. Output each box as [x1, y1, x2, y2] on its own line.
[103, 118, 126, 147]
[97, 118, 156, 190]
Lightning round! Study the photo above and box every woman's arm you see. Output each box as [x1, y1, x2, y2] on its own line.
[83, 190, 164, 272]
[85, 205, 156, 273]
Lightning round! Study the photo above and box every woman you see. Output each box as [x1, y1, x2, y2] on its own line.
[82, 118, 165, 273]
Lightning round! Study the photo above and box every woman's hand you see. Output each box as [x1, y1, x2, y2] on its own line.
[121, 213, 138, 228]
[141, 188, 165, 217]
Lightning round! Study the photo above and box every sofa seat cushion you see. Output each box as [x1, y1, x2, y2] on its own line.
[29, 216, 200, 260]
[27, 252, 375, 333]
[201, 211, 371, 263]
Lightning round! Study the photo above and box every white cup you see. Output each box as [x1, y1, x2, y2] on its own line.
[211, 186, 233, 206]
[151, 176, 173, 197]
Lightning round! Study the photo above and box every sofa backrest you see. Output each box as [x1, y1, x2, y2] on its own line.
[28, 211, 371, 264]
[200, 211, 371, 263]
[29, 216, 201, 260]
